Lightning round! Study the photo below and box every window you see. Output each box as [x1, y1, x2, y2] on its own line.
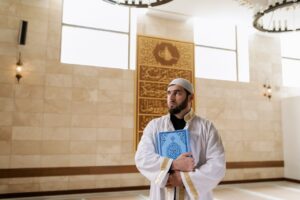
[61, 26, 128, 69]
[195, 47, 237, 81]
[281, 32, 300, 87]
[61, 0, 137, 69]
[194, 19, 249, 82]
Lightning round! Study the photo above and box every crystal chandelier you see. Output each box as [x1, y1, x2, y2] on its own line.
[253, 0, 300, 33]
[102, 0, 174, 8]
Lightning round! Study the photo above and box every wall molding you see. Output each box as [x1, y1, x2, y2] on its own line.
[284, 178, 300, 184]
[1, 178, 299, 199]
[221, 178, 285, 184]
[0, 186, 150, 199]
[0, 165, 138, 178]
[226, 161, 284, 169]
[0, 161, 284, 179]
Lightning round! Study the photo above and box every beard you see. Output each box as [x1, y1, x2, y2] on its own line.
[168, 95, 189, 115]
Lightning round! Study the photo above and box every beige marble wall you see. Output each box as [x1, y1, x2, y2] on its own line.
[196, 79, 283, 162]
[0, 0, 288, 195]
[0, 0, 144, 193]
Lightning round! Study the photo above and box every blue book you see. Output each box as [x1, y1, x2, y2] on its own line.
[156, 129, 191, 160]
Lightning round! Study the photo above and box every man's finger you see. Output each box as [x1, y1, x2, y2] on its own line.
[180, 152, 192, 157]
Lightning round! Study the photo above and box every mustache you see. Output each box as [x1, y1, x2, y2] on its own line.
[168, 96, 189, 115]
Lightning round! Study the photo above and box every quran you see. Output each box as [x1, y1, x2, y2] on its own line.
[156, 129, 191, 159]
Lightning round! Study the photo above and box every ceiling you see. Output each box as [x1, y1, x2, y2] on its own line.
[149, 0, 268, 25]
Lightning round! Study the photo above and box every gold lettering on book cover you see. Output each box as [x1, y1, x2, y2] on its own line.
[136, 35, 194, 147]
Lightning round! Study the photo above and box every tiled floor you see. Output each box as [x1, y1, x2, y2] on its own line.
[6, 181, 300, 200]
[215, 181, 300, 200]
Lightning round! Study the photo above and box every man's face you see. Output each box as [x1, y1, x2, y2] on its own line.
[167, 85, 189, 115]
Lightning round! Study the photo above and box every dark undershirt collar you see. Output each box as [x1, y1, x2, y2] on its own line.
[170, 114, 186, 130]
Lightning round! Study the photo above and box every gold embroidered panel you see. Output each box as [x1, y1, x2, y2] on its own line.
[135, 35, 195, 148]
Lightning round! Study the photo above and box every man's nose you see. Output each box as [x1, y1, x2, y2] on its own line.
[169, 93, 176, 100]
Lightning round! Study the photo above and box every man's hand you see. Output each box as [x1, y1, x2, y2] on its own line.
[166, 171, 183, 188]
[172, 152, 194, 172]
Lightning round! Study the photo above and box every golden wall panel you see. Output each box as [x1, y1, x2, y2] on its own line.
[136, 35, 195, 147]
[138, 37, 194, 69]
[139, 99, 168, 115]
[139, 65, 193, 82]
[139, 82, 168, 99]
[138, 115, 159, 132]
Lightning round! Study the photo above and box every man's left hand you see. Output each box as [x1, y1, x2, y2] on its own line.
[166, 171, 183, 188]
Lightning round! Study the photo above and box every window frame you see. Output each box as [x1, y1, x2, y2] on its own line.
[194, 42, 238, 82]
[281, 56, 300, 87]
[281, 33, 300, 88]
[61, 0, 135, 70]
[194, 25, 249, 82]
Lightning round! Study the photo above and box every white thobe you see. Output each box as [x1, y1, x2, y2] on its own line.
[135, 111, 226, 200]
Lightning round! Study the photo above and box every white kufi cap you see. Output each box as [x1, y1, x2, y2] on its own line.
[168, 78, 194, 94]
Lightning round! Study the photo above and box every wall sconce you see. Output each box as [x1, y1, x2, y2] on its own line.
[263, 83, 272, 100]
[16, 52, 23, 83]
[16, 20, 28, 83]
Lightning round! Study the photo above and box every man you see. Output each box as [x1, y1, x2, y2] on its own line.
[135, 78, 226, 200]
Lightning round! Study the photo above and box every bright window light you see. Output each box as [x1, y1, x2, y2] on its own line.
[63, 0, 129, 32]
[282, 58, 300, 87]
[61, 0, 136, 69]
[237, 26, 250, 82]
[194, 19, 236, 50]
[281, 32, 300, 87]
[61, 26, 128, 69]
[281, 32, 300, 59]
[194, 19, 250, 82]
[195, 46, 237, 81]
[129, 8, 139, 70]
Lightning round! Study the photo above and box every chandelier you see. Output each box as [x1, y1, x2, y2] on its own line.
[253, 0, 300, 33]
[102, 0, 174, 8]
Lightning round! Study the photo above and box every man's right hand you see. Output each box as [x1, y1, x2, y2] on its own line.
[171, 152, 195, 172]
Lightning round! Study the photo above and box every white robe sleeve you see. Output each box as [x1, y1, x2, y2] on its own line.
[180, 122, 226, 200]
[135, 120, 173, 188]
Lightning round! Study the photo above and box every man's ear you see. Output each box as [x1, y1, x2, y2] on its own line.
[188, 94, 194, 102]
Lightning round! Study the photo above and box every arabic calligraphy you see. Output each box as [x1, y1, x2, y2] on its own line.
[138, 115, 157, 131]
[140, 65, 192, 82]
[139, 82, 167, 98]
[139, 99, 168, 115]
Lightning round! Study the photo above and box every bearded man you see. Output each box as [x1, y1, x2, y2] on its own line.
[135, 78, 226, 200]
